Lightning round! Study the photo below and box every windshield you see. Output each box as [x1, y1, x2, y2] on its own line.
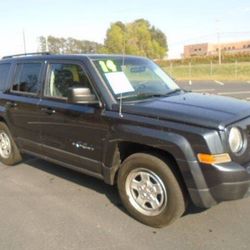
[92, 57, 180, 101]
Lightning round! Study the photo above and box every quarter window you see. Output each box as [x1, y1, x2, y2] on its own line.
[0, 64, 11, 91]
[45, 63, 93, 99]
[12, 63, 41, 94]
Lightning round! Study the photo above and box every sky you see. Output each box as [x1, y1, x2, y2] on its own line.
[0, 0, 249, 58]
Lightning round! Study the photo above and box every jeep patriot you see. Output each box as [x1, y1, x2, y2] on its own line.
[0, 52, 249, 227]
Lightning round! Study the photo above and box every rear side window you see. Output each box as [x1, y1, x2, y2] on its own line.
[0, 64, 11, 91]
[12, 63, 42, 94]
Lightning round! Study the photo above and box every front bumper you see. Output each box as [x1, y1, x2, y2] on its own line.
[188, 161, 250, 208]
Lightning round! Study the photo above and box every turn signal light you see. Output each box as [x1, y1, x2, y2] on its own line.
[197, 153, 231, 165]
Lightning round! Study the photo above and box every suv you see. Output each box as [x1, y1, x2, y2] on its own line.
[0, 53, 249, 228]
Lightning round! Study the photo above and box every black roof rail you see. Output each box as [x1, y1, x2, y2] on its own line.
[2, 52, 51, 59]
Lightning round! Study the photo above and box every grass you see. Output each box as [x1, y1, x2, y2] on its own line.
[163, 62, 250, 81]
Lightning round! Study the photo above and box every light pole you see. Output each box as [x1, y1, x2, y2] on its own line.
[22, 29, 27, 54]
[45, 36, 49, 52]
[216, 20, 222, 65]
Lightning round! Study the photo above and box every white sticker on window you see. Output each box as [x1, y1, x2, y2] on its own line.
[105, 72, 134, 95]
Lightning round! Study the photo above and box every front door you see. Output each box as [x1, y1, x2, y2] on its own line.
[38, 61, 108, 174]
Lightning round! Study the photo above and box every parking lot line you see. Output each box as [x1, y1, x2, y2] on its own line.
[214, 80, 225, 86]
[193, 89, 215, 92]
[218, 91, 250, 95]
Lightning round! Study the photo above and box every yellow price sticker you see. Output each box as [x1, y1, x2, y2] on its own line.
[106, 60, 117, 72]
[99, 61, 109, 73]
[99, 60, 117, 73]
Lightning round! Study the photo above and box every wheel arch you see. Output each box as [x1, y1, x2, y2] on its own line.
[102, 134, 194, 194]
[0, 116, 7, 124]
[117, 141, 189, 193]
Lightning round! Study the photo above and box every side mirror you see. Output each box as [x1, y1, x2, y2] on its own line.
[67, 88, 97, 104]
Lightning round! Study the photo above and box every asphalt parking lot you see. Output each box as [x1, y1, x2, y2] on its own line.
[178, 80, 250, 101]
[0, 81, 250, 250]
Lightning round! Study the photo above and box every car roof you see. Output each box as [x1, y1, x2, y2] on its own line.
[0, 53, 146, 63]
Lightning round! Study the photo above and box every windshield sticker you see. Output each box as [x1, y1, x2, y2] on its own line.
[99, 60, 118, 73]
[106, 60, 117, 72]
[99, 61, 109, 73]
[105, 72, 134, 95]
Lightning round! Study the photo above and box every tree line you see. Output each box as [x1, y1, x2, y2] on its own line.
[39, 19, 168, 59]
[38, 36, 102, 54]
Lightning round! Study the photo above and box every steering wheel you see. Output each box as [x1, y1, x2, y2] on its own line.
[135, 80, 150, 92]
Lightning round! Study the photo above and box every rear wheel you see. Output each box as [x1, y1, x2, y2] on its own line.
[0, 122, 22, 165]
[117, 153, 186, 228]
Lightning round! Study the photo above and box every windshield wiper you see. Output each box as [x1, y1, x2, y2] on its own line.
[137, 89, 183, 99]
[136, 93, 167, 98]
[117, 92, 167, 100]
[117, 89, 185, 101]
[164, 88, 183, 96]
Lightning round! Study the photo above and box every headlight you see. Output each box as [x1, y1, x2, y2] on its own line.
[228, 127, 243, 154]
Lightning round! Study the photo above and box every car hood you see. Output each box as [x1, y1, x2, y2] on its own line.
[119, 92, 250, 129]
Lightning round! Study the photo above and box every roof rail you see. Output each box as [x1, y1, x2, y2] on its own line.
[2, 52, 51, 59]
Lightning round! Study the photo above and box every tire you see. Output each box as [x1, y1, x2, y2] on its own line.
[117, 153, 186, 228]
[0, 122, 22, 165]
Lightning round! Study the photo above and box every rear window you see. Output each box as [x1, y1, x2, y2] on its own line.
[0, 64, 11, 91]
[12, 63, 42, 94]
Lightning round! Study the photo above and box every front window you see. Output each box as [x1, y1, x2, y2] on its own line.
[93, 57, 179, 101]
[44, 63, 93, 99]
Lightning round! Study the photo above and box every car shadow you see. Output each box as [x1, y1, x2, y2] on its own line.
[22, 156, 125, 212]
[22, 155, 206, 219]
[184, 203, 207, 216]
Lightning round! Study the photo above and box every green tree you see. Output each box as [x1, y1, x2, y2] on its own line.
[38, 36, 47, 52]
[103, 19, 168, 59]
[47, 36, 66, 53]
[104, 22, 126, 54]
[150, 26, 168, 50]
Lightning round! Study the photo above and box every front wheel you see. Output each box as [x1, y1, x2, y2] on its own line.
[117, 153, 186, 228]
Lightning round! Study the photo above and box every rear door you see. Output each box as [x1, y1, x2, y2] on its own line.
[38, 60, 108, 174]
[2, 61, 44, 153]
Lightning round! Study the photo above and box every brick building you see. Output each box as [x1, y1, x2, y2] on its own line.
[184, 40, 250, 58]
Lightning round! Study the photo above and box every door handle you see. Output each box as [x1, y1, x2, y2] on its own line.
[41, 107, 56, 115]
[6, 101, 18, 108]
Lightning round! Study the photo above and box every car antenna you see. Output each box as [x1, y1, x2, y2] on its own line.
[119, 30, 126, 118]
[119, 93, 123, 118]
